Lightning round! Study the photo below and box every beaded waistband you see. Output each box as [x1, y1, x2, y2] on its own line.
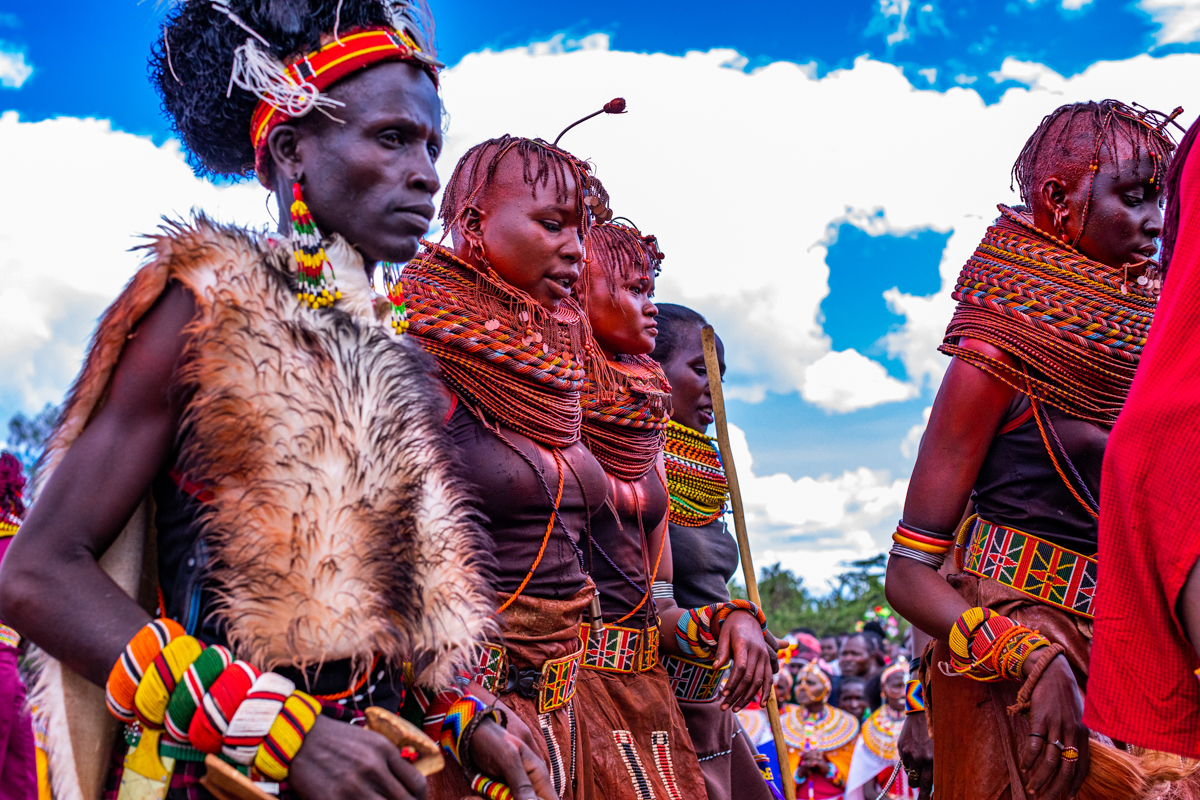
[960, 516, 1097, 618]
[471, 642, 581, 714]
[578, 621, 659, 674]
[663, 655, 728, 703]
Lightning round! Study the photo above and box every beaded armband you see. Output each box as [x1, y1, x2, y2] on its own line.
[675, 599, 767, 661]
[165, 645, 232, 744]
[133, 635, 205, 731]
[223, 672, 296, 765]
[889, 520, 955, 571]
[189, 661, 262, 754]
[423, 691, 504, 770]
[948, 607, 1050, 682]
[904, 679, 925, 715]
[255, 690, 322, 781]
[106, 618, 187, 723]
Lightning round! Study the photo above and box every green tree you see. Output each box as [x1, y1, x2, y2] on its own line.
[730, 553, 899, 639]
[6, 403, 60, 476]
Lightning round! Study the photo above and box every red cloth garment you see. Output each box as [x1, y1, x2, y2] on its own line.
[1084, 120, 1200, 757]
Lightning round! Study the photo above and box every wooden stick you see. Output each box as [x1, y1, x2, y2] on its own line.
[701, 325, 796, 800]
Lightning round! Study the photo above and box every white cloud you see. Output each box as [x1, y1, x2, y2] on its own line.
[988, 57, 1067, 92]
[1140, 0, 1200, 45]
[4, 40, 1200, 577]
[1062, 0, 1094, 9]
[0, 112, 270, 414]
[727, 424, 907, 590]
[802, 349, 915, 412]
[899, 406, 933, 459]
[0, 45, 31, 89]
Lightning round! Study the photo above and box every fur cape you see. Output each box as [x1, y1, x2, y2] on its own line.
[28, 217, 494, 800]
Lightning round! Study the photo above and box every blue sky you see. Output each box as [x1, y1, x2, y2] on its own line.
[2, 0, 1197, 585]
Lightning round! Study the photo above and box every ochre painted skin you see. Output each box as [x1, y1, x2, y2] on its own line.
[659, 323, 725, 434]
[886, 134, 1164, 800]
[452, 152, 585, 311]
[268, 61, 443, 270]
[582, 262, 658, 358]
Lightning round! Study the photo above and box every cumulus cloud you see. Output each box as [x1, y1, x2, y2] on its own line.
[0, 44, 31, 89]
[728, 424, 907, 589]
[3, 41, 1198, 576]
[1140, 0, 1200, 45]
[0, 112, 270, 416]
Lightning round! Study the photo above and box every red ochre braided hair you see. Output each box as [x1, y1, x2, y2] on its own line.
[1011, 99, 1182, 250]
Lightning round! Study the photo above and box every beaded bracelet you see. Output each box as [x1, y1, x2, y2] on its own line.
[470, 774, 514, 800]
[675, 599, 767, 660]
[223, 672, 296, 765]
[948, 607, 1050, 682]
[891, 520, 955, 556]
[255, 690, 322, 782]
[189, 661, 261, 754]
[106, 618, 186, 723]
[904, 679, 925, 715]
[133, 635, 205, 730]
[437, 695, 503, 770]
[165, 645, 232, 743]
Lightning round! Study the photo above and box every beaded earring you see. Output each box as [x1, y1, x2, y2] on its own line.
[290, 181, 340, 309]
[381, 262, 409, 335]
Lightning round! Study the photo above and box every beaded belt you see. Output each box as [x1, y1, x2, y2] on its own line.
[471, 642, 581, 714]
[578, 622, 659, 674]
[960, 516, 1097, 619]
[663, 655, 728, 703]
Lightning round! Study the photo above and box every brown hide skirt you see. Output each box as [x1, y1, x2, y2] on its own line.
[572, 661, 710, 800]
[428, 589, 593, 800]
[927, 573, 1092, 800]
[678, 697, 774, 800]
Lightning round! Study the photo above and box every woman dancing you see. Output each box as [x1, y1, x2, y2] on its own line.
[570, 221, 709, 798]
[399, 132, 613, 800]
[0, 2, 546, 798]
[886, 99, 1180, 800]
[651, 303, 779, 800]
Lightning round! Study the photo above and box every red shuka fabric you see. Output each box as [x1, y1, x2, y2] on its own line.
[1084, 121, 1200, 757]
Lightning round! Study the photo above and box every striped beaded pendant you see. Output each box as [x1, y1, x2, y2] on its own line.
[289, 181, 340, 309]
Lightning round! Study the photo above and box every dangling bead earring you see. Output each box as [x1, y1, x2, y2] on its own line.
[380, 262, 409, 335]
[290, 181, 340, 309]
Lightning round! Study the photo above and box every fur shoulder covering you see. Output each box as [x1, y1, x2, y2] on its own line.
[54, 216, 495, 688]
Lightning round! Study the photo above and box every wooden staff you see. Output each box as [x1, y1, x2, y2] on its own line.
[701, 325, 796, 800]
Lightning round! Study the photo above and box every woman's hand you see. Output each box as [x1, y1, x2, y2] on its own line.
[797, 748, 827, 776]
[468, 718, 557, 800]
[715, 611, 780, 711]
[1019, 652, 1090, 800]
[289, 716, 427, 800]
[898, 712, 934, 800]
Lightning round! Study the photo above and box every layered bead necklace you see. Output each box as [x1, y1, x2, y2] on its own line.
[664, 420, 728, 526]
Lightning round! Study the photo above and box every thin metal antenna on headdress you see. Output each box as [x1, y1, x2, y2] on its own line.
[552, 98, 627, 147]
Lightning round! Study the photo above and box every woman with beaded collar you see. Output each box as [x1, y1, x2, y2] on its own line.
[0, 2, 551, 798]
[781, 663, 859, 799]
[649, 303, 780, 800]
[397, 124, 619, 799]
[885, 100, 1183, 800]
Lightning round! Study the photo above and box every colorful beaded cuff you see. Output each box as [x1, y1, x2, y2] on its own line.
[106, 618, 186, 723]
[675, 599, 766, 661]
[904, 679, 925, 715]
[948, 607, 1050, 682]
[255, 691, 322, 782]
[165, 645, 232, 744]
[190, 661, 261, 754]
[134, 635, 205, 731]
[0, 623, 19, 649]
[891, 520, 955, 556]
[223, 672, 296, 765]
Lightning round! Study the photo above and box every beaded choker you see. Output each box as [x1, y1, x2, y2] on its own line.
[401, 243, 590, 448]
[861, 705, 904, 761]
[664, 421, 728, 526]
[581, 355, 670, 481]
[940, 206, 1157, 425]
[780, 704, 859, 753]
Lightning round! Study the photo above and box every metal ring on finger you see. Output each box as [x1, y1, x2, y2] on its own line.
[1060, 746, 1080, 762]
[1050, 739, 1065, 750]
[1028, 732, 1046, 740]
